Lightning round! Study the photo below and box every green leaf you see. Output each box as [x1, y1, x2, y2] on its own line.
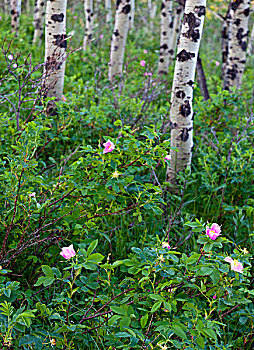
[86, 253, 104, 263]
[34, 276, 54, 287]
[203, 243, 213, 252]
[196, 336, 205, 348]
[172, 324, 187, 339]
[211, 270, 220, 285]
[87, 240, 98, 256]
[202, 328, 217, 340]
[163, 302, 172, 313]
[108, 315, 121, 326]
[149, 294, 164, 301]
[42, 265, 54, 278]
[111, 305, 128, 316]
[140, 313, 148, 328]
[151, 301, 162, 313]
[187, 254, 200, 265]
[198, 267, 214, 276]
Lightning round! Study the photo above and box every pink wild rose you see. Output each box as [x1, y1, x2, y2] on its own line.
[73, 15, 78, 19]
[60, 244, 76, 259]
[103, 140, 115, 154]
[206, 223, 221, 240]
[100, 34, 104, 39]
[162, 242, 171, 250]
[143, 49, 148, 54]
[215, 61, 220, 66]
[224, 256, 244, 273]
[62, 95, 66, 102]
[213, 294, 217, 299]
[164, 154, 171, 162]
[140, 60, 146, 67]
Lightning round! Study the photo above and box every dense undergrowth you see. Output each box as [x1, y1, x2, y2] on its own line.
[0, 2, 253, 349]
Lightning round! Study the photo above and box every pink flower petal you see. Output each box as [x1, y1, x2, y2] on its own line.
[224, 256, 233, 264]
[103, 140, 115, 154]
[60, 244, 76, 259]
[140, 60, 146, 67]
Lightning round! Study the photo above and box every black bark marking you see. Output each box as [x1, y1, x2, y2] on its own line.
[53, 34, 67, 49]
[235, 19, 241, 26]
[236, 28, 248, 51]
[231, 0, 244, 11]
[176, 49, 195, 62]
[226, 64, 238, 81]
[160, 43, 168, 50]
[194, 5, 206, 17]
[183, 13, 201, 42]
[176, 90, 186, 98]
[180, 128, 191, 142]
[51, 13, 64, 22]
[187, 80, 194, 86]
[243, 8, 250, 16]
[159, 58, 164, 63]
[180, 100, 191, 117]
[122, 4, 131, 14]
[114, 29, 120, 37]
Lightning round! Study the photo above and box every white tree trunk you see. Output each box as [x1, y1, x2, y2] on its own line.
[105, 0, 111, 22]
[108, 0, 130, 81]
[169, 4, 184, 64]
[33, 0, 45, 44]
[83, 0, 93, 51]
[224, 0, 251, 90]
[247, 23, 254, 55]
[167, 0, 206, 185]
[158, 0, 173, 75]
[130, 0, 135, 29]
[11, 0, 21, 35]
[44, 0, 67, 100]
[147, 0, 157, 31]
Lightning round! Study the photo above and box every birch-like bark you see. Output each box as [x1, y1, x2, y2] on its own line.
[167, 0, 206, 185]
[130, 0, 135, 29]
[4, 0, 10, 13]
[169, 4, 184, 64]
[33, 0, 45, 44]
[83, 0, 93, 51]
[221, 6, 231, 79]
[105, 0, 112, 22]
[247, 23, 254, 55]
[44, 0, 67, 100]
[108, 0, 130, 81]
[11, 0, 21, 35]
[223, 0, 251, 90]
[148, 0, 157, 31]
[158, 0, 173, 75]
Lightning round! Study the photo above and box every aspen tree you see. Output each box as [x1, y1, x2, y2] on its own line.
[169, 3, 184, 64]
[105, 0, 112, 22]
[83, 0, 93, 51]
[108, 0, 130, 81]
[33, 0, 45, 44]
[4, 0, 10, 13]
[11, 0, 21, 35]
[158, 0, 173, 75]
[247, 23, 254, 55]
[130, 0, 135, 29]
[44, 0, 67, 100]
[167, 0, 206, 185]
[224, 0, 251, 90]
[148, 0, 157, 31]
[221, 6, 231, 79]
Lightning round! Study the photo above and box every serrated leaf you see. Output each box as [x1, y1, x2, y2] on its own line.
[87, 240, 98, 256]
[42, 265, 54, 278]
[172, 325, 187, 339]
[151, 301, 162, 313]
[140, 313, 148, 328]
